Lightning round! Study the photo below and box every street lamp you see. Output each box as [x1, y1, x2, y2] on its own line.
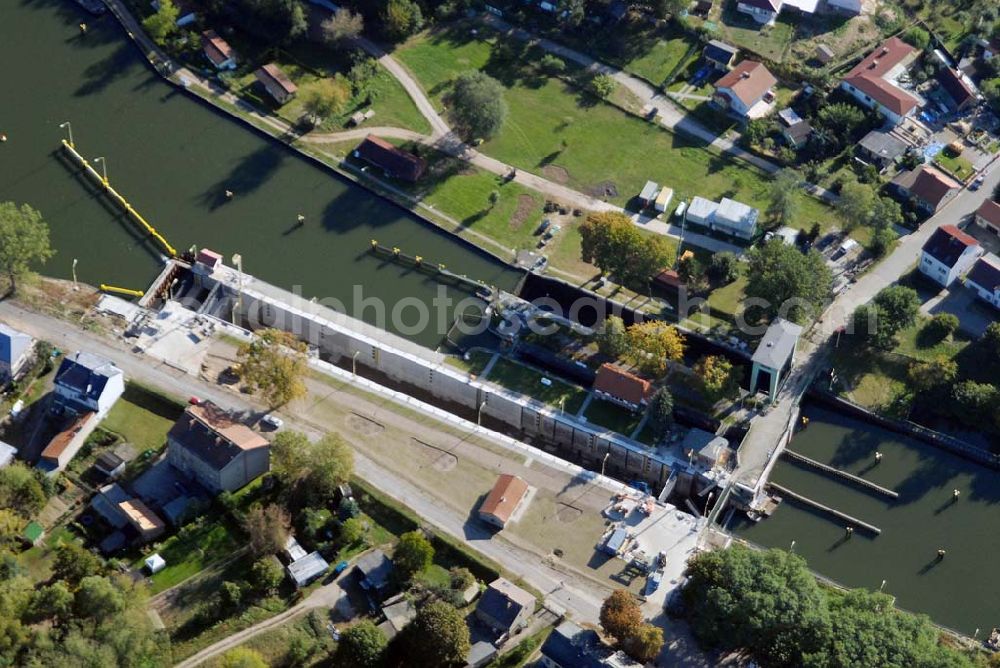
[352, 350, 360, 376]
[71, 258, 78, 291]
[601, 450, 611, 477]
[93, 156, 107, 186]
[59, 121, 74, 147]
[477, 397, 488, 426]
[790, 540, 796, 553]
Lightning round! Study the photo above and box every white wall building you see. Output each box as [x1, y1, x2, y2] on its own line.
[919, 225, 983, 288]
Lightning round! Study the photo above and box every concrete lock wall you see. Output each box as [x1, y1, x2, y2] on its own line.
[234, 286, 678, 487]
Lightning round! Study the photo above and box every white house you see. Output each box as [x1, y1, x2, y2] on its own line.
[736, 0, 782, 24]
[684, 196, 759, 240]
[713, 60, 777, 119]
[840, 38, 921, 126]
[0, 323, 33, 385]
[965, 254, 1000, 309]
[919, 225, 983, 287]
[53, 351, 125, 418]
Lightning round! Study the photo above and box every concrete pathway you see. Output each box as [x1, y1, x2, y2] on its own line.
[478, 351, 501, 379]
[575, 391, 595, 418]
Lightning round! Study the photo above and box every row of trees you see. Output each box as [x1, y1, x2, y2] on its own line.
[597, 315, 685, 376]
[682, 544, 976, 667]
[580, 211, 675, 289]
[600, 590, 665, 663]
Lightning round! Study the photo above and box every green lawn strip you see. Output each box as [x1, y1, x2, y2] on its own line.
[19, 526, 77, 582]
[101, 382, 185, 451]
[583, 399, 643, 436]
[486, 626, 553, 668]
[705, 275, 748, 321]
[135, 521, 244, 594]
[445, 350, 495, 376]
[202, 610, 335, 668]
[486, 357, 588, 413]
[933, 151, 974, 182]
[394, 24, 833, 231]
[893, 320, 971, 362]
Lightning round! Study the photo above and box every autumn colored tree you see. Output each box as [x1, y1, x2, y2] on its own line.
[600, 589, 643, 644]
[693, 355, 742, 403]
[237, 328, 308, 407]
[579, 212, 673, 288]
[242, 505, 291, 557]
[624, 321, 685, 376]
[624, 623, 664, 663]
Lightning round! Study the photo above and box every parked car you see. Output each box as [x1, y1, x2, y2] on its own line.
[188, 396, 202, 405]
[535, 218, 553, 235]
[543, 224, 561, 240]
[261, 414, 284, 429]
[970, 175, 985, 191]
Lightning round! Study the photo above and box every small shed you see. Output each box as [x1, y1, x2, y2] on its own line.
[95, 451, 126, 479]
[602, 527, 628, 555]
[814, 44, 835, 64]
[654, 186, 674, 213]
[288, 551, 330, 588]
[750, 318, 803, 402]
[145, 553, 167, 574]
[22, 521, 44, 546]
[639, 180, 660, 207]
[685, 196, 718, 226]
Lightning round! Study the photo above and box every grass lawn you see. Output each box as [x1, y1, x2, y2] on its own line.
[18, 526, 78, 582]
[484, 357, 588, 413]
[829, 340, 909, 409]
[202, 610, 335, 668]
[713, 9, 797, 62]
[394, 23, 833, 231]
[102, 383, 184, 452]
[706, 275, 748, 321]
[486, 626, 552, 668]
[583, 399, 644, 436]
[894, 319, 972, 362]
[933, 151, 975, 182]
[445, 350, 495, 376]
[134, 520, 243, 593]
[618, 21, 699, 85]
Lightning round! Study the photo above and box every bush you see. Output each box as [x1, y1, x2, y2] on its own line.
[591, 73, 617, 99]
[922, 313, 959, 343]
[539, 53, 566, 75]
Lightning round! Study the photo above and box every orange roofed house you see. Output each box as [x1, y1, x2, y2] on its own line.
[712, 60, 777, 119]
[354, 135, 427, 182]
[840, 37, 921, 126]
[593, 363, 653, 412]
[478, 474, 529, 529]
[891, 165, 961, 215]
[167, 401, 270, 494]
[254, 63, 298, 105]
[202, 29, 238, 70]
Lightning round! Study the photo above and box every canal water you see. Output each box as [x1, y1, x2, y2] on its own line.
[0, 1, 519, 347]
[732, 403, 1000, 635]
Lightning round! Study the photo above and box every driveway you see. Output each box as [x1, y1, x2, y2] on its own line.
[920, 286, 996, 338]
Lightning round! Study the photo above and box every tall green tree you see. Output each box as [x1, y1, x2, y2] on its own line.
[0, 202, 54, 293]
[624, 623, 664, 663]
[336, 619, 388, 668]
[873, 285, 920, 333]
[446, 71, 508, 141]
[624, 320, 685, 377]
[236, 328, 308, 407]
[75, 576, 125, 620]
[394, 530, 434, 581]
[231, 0, 306, 44]
[242, 504, 291, 557]
[766, 168, 802, 226]
[51, 542, 103, 586]
[744, 239, 832, 324]
[142, 0, 179, 44]
[406, 601, 471, 667]
[382, 0, 423, 41]
[836, 179, 877, 231]
[648, 388, 674, 437]
[693, 355, 741, 403]
[579, 212, 673, 288]
[0, 463, 47, 518]
[597, 315, 628, 359]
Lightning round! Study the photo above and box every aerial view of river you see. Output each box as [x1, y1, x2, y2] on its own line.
[733, 403, 1000, 635]
[0, 0, 520, 347]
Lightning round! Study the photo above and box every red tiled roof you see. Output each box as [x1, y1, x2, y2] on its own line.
[593, 363, 653, 406]
[653, 269, 683, 289]
[41, 412, 94, 462]
[255, 63, 298, 96]
[907, 166, 961, 208]
[714, 60, 776, 106]
[938, 68, 975, 107]
[921, 225, 980, 267]
[975, 200, 1000, 227]
[480, 474, 528, 525]
[843, 37, 920, 116]
[202, 30, 235, 67]
[355, 136, 427, 182]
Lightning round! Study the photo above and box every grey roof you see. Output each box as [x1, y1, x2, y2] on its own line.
[686, 196, 718, 223]
[704, 40, 738, 64]
[90, 483, 131, 529]
[467, 641, 498, 667]
[859, 130, 907, 161]
[682, 429, 728, 462]
[477, 578, 534, 631]
[288, 551, 329, 586]
[639, 180, 659, 201]
[967, 254, 1000, 294]
[381, 593, 417, 634]
[752, 318, 803, 370]
[0, 324, 32, 368]
[0, 441, 16, 468]
[540, 620, 605, 668]
[715, 198, 759, 235]
[55, 351, 122, 401]
[355, 549, 393, 590]
[95, 451, 125, 474]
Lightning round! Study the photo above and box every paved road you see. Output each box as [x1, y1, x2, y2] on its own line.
[734, 157, 1000, 492]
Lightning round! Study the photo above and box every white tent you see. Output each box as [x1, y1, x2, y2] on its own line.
[145, 553, 166, 574]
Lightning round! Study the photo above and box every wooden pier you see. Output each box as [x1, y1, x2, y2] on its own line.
[782, 449, 899, 499]
[767, 482, 882, 535]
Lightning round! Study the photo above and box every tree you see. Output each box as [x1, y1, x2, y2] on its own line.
[624, 623, 664, 663]
[250, 557, 284, 594]
[707, 252, 740, 285]
[682, 545, 832, 666]
[851, 303, 895, 350]
[873, 286, 920, 334]
[579, 212, 673, 288]
[902, 26, 931, 49]
[624, 320, 685, 376]
[539, 53, 566, 75]
[951, 381, 999, 424]
[301, 78, 351, 124]
[382, 0, 423, 41]
[446, 71, 508, 141]
[983, 322, 1000, 358]
[597, 315, 628, 359]
[27, 581, 74, 623]
[339, 516, 367, 545]
[0, 202, 54, 292]
[233, 0, 306, 44]
[220, 580, 245, 610]
[591, 73, 617, 99]
[336, 619, 388, 668]
[816, 102, 866, 143]
[836, 179, 877, 231]
[922, 313, 959, 343]
[219, 647, 268, 668]
[449, 567, 475, 591]
[693, 355, 741, 403]
[242, 505, 291, 557]
[868, 224, 897, 259]
[303, 433, 354, 503]
[75, 576, 125, 620]
[271, 429, 311, 487]
[907, 357, 958, 393]
[648, 388, 674, 437]
[52, 542, 103, 585]
[561, 0, 585, 27]
[142, 0, 178, 44]
[653, 0, 688, 18]
[321, 8, 363, 47]
[407, 600, 471, 667]
[766, 168, 801, 225]
[488, 190, 500, 209]
[237, 328, 309, 407]
[0, 463, 47, 518]
[744, 239, 832, 324]
[394, 530, 434, 581]
[600, 589, 643, 643]
[872, 196, 903, 229]
[0, 509, 25, 546]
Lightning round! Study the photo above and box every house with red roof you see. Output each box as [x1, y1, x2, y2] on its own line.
[919, 225, 983, 287]
[201, 30, 237, 71]
[712, 60, 777, 119]
[974, 200, 1000, 237]
[840, 38, 922, 126]
[592, 364, 653, 412]
[891, 165, 961, 215]
[354, 136, 427, 182]
[254, 63, 298, 105]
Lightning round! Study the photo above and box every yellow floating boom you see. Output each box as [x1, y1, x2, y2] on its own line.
[61, 140, 177, 257]
[100, 284, 144, 298]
